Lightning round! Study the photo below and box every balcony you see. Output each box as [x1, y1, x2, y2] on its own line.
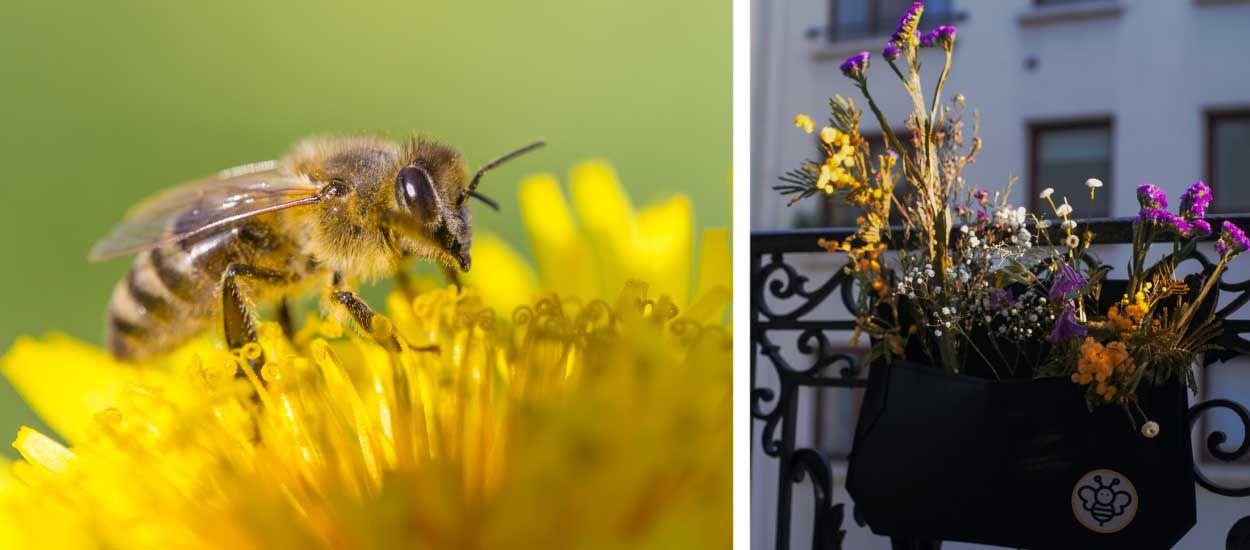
[751, 216, 1250, 549]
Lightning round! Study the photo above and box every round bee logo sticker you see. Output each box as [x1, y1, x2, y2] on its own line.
[1072, 469, 1137, 533]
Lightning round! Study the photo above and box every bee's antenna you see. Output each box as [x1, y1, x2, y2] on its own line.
[468, 140, 546, 193]
[467, 190, 500, 211]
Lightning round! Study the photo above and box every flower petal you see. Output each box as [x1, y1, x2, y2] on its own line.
[685, 228, 732, 324]
[462, 232, 538, 314]
[633, 195, 693, 305]
[12, 426, 75, 474]
[694, 228, 731, 302]
[1, 334, 134, 444]
[569, 160, 636, 297]
[518, 174, 600, 299]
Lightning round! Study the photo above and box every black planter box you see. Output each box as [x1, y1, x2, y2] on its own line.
[846, 361, 1196, 549]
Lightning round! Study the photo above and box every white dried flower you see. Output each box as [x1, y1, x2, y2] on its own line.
[1037, 219, 1053, 229]
[1056, 203, 1073, 217]
[1061, 219, 1078, 230]
[1039, 188, 1054, 199]
[1066, 234, 1080, 248]
[1141, 421, 1160, 439]
[1085, 178, 1103, 189]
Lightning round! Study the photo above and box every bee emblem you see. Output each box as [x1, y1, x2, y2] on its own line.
[1072, 469, 1137, 533]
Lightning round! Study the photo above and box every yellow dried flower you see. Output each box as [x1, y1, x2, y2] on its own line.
[794, 114, 815, 134]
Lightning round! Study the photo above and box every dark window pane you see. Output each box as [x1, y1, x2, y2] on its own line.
[1034, 0, 1098, 6]
[1031, 124, 1112, 218]
[829, 0, 955, 42]
[833, 0, 869, 30]
[1212, 115, 1250, 213]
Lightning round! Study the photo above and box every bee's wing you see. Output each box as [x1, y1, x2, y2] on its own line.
[88, 163, 327, 261]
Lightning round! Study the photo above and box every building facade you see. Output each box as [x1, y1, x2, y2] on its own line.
[751, 0, 1250, 548]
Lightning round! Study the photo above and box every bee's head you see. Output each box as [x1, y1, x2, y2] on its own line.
[391, 139, 544, 272]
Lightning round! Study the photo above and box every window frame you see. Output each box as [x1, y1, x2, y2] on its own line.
[1032, 0, 1105, 6]
[827, 0, 961, 43]
[1027, 117, 1115, 219]
[1204, 107, 1250, 215]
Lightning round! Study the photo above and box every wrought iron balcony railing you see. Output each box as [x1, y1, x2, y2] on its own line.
[751, 215, 1250, 550]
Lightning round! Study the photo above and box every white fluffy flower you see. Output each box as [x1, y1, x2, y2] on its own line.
[1055, 202, 1073, 217]
[1066, 234, 1080, 248]
[1039, 188, 1054, 199]
[1086, 178, 1103, 189]
[1141, 421, 1160, 439]
[1061, 219, 1078, 230]
[1036, 219, 1053, 229]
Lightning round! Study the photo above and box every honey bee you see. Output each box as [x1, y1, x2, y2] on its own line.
[90, 135, 544, 362]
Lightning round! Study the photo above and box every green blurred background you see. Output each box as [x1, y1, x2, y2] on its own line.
[0, 1, 730, 451]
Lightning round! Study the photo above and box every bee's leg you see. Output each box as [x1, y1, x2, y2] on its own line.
[394, 268, 416, 301]
[331, 285, 439, 354]
[277, 296, 296, 341]
[440, 264, 462, 289]
[221, 264, 290, 372]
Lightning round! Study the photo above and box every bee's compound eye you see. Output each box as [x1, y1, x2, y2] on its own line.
[397, 165, 438, 221]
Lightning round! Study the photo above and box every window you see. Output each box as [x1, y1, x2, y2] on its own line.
[1208, 110, 1250, 213]
[1033, 0, 1104, 6]
[1029, 121, 1113, 219]
[828, 0, 957, 42]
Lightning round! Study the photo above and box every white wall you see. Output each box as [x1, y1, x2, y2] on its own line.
[753, 0, 1250, 229]
[751, 1, 1250, 548]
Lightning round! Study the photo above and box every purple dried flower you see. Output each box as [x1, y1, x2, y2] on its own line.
[1133, 207, 1166, 226]
[1180, 180, 1212, 220]
[988, 288, 1016, 310]
[1136, 183, 1168, 210]
[883, 43, 901, 60]
[1157, 211, 1190, 235]
[1166, 215, 1192, 236]
[1135, 208, 1193, 236]
[891, 2, 925, 49]
[919, 30, 938, 48]
[934, 25, 957, 49]
[973, 188, 989, 204]
[976, 210, 989, 222]
[1049, 263, 1088, 300]
[1192, 219, 1212, 237]
[1217, 221, 1250, 258]
[1049, 307, 1088, 343]
[840, 51, 871, 78]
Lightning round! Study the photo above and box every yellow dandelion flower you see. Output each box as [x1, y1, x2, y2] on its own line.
[1, 290, 730, 550]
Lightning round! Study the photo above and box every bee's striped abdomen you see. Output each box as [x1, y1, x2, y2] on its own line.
[105, 219, 309, 362]
[107, 246, 214, 361]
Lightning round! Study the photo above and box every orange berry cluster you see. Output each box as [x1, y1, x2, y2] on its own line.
[817, 239, 888, 295]
[1072, 337, 1136, 402]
